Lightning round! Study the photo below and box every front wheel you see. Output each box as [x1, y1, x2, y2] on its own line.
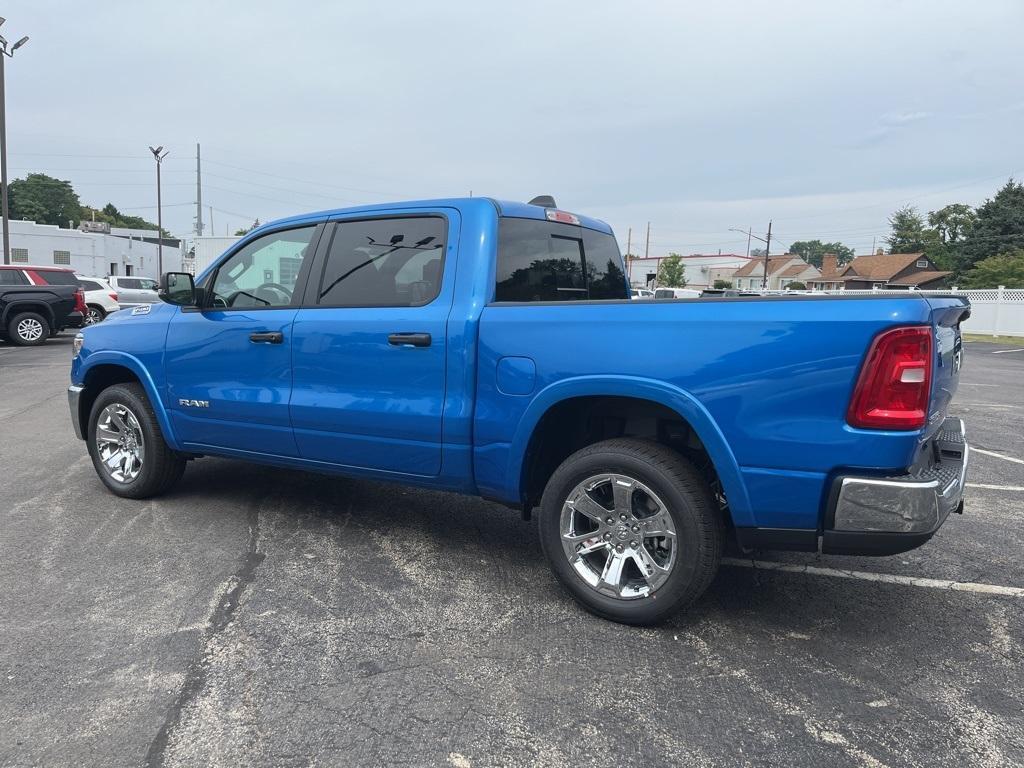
[538, 438, 722, 625]
[87, 382, 186, 499]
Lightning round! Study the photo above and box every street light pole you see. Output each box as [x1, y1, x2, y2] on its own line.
[0, 22, 30, 265]
[149, 145, 168, 275]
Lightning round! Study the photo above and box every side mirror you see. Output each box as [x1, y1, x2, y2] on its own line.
[159, 272, 196, 306]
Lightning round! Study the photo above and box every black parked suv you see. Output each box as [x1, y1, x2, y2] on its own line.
[0, 266, 87, 345]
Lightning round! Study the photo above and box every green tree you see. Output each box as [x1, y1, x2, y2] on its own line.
[656, 253, 687, 287]
[234, 219, 261, 236]
[786, 281, 807, 290]
[8, 173, 82, 228]
[887, 205, 929, 253]
[713, 278, 732, 289]
[788, 240, 854, 268]
[961, 248, 1024, 288]
[957, 179, 1024, 276]
[928, 203, 976, 244]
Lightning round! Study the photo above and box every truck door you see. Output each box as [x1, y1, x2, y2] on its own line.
[289, 210, 457, 476]
[164, 223, 323, 456]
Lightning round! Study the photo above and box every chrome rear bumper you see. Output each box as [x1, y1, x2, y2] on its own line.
[823, 417, 968, 555]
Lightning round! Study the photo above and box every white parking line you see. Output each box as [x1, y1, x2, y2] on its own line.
[968, 483, 1024, 491]
[722, 558, 1024, 597]
[992, 348, 1024, 354]
[973, 447, 1024, 466]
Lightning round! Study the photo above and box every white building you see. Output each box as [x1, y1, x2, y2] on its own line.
[7, 219, 184, 279]
[189, 235, 243, 276]
[627, 254, 752, 290]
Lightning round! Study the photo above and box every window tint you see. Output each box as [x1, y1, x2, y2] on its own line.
[79, 279, 102, 291]
[655, 289, 673, 299]
[0, 269, 27, 286]
[317, 217, 445, 307]
[495, 218, 627, 302]
[211, 226, 316, 308]
[138, 278, 158, 291]
[38, 270, 80, 286]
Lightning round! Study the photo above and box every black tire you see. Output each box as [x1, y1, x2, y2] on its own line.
[538, 438, 722, 625]
[87, 382, 186, 499]
[86, 305, 106, 324]
[7, 311, 50, 346]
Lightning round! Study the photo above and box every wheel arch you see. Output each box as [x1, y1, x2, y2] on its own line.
[77, 353, 180, 450]
[2, 301, 55, 328]
[509, 377, 753, 527]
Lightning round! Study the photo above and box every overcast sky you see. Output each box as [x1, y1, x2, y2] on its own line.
[4, 0, 1023, 255]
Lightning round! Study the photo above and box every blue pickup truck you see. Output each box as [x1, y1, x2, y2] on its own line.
[68, 197, 970, 624]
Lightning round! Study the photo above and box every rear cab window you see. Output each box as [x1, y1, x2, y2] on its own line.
[35, 270, 80, 286]
[495, 218, 627, 302]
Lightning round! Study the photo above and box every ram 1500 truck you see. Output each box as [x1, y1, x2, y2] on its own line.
[68, 197, 970, 624]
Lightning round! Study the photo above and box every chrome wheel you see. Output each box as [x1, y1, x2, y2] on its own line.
[560, 473, 678, 600]
[16, 317, 44, 342]
[95, 404, 145, 483]
[86, 307, 105, 324]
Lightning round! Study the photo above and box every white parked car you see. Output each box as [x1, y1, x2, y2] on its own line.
[76, 275, 121, 324]
[631, 288, 655, 299]
[107, 276, 160, 308]
[653, 287, 702, 299]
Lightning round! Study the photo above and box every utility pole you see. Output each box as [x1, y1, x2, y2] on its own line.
[744, 226, 751, 257]
[195, 142, 203, 237]
[644, 221, 650, 259]
[762, 219, 772, 289]
[149, 145, 169, 275]
[625, 226, 631, 258]
[0, 22, 30, 265]
[208, 206, 214, 238]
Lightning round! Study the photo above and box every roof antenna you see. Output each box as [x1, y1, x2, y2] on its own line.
[528, 195, 557, 208]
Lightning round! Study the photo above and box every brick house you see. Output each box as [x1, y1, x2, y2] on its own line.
[808, 253, 951, 291]
[731, 254, 821, 291]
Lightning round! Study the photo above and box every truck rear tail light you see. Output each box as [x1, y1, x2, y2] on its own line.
[74, 288, 87, 314]
[847, 326, 933, 430]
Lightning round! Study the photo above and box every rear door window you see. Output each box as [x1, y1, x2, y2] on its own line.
[495, 218, 627, 302]
[316, 216, 446, 307]
[37, 270, 80, 286]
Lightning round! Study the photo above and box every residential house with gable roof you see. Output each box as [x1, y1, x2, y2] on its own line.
[808, 253, 951, 291]
[731, 254, 821, 291]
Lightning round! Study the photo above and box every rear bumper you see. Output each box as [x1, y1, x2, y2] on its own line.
[822, 417, 969, 555]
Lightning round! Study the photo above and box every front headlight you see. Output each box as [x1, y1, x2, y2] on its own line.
[72, 333, 84, 358]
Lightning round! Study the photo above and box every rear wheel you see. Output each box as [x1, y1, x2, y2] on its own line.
[86, 305, 107, 324]
[87, 382, 186, 499]
[538, 438, 722, 625]
[7, 311, 49, 346]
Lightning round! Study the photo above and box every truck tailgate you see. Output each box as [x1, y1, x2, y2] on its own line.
[925, 296, 970, 440]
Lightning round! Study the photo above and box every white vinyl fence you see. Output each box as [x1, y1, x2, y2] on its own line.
[822, 286, 1024, 337]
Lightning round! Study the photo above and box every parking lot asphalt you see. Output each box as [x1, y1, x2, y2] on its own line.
[1, 336, 1022, 768]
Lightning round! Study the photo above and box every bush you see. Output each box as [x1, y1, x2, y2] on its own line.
[786, 281, 807, 290]
[713, 279, 732, 289]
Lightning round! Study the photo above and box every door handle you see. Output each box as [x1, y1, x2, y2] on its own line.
[249, 331, 283, 344]
[387, 332, 431, 348]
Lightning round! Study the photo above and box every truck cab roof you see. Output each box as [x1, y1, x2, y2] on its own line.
[251, 197, 613, 237]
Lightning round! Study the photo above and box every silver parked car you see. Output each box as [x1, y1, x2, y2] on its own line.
[107, 276, 160, 308]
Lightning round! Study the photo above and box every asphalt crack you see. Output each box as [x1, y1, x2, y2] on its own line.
[143, 506, 264, 768]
